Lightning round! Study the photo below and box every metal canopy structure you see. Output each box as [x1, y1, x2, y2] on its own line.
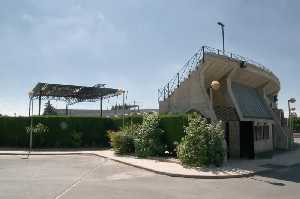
[26, 82, 126, 157]
[29, 82, 124, 116]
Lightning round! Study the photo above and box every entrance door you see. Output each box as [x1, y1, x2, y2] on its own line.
[240, 121, 254, 159]
[225, 122, 230, 159]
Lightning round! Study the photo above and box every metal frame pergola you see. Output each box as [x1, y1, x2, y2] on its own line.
[26, 82, 125, 157]
[28, 82, 124, 117]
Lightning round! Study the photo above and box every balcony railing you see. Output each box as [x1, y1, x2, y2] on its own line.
[158, 45, 280, 102]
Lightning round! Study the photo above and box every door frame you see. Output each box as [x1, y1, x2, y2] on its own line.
[240, 121, 255, 159]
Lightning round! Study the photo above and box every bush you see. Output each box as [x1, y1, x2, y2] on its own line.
[134, 113, 165, 157]
[177, 113, 225, 167]
[291, 117, 300, 131]
[108, 131, 135, 155]
[159, 115, 187, 155]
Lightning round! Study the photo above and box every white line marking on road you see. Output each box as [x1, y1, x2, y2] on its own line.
[53, 161, 104, 199]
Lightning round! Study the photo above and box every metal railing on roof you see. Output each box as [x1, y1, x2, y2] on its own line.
[158, 45, 280, 102]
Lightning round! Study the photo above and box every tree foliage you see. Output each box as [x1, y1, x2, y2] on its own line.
[43, 101, 57, 115]
[108, 113, 165, 157]
[134, 113, 165, 157]
[177, 113, 225, 167]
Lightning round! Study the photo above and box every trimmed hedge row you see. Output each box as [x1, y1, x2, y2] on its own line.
[0, 116, 114, 148]
[291, 117, 300, 131]
[0, 115, 185, 149]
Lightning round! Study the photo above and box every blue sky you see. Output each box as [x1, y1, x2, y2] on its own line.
[0, 0, 299, 116]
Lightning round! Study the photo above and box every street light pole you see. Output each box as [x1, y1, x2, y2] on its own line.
[27, 92, 34, 158]
[288, 98, 296, 130]
[217, 22, 225, 54]
[122, 90, 125, 128]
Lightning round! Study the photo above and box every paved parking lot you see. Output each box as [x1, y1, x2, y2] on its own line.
[0, 154, 299, 199]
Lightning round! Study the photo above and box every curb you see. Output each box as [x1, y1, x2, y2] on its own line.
[0, 151, 257, 179]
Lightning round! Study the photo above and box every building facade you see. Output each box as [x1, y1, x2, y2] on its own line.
[159, 46, 292, 159]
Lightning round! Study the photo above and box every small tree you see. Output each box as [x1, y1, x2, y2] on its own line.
[177, 113, 225, 167]
[134, 113, 165, 157]
[43, 101, 57, 115]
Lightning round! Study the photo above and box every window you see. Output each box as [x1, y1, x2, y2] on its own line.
[254, 124, 269, 141]
[263, 125, 269, 140]
[254, 126, 263, 141]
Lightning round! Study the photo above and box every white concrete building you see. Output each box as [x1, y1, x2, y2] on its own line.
[158, 46, 292, 159]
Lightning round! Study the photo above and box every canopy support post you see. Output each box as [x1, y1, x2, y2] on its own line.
[65, 104, 68, 116]
[38, 95, 41, 116]
[100, 97, 103, 117]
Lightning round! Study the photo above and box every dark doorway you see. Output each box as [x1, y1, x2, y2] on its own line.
[240, 121, 254, 159]
[225, 122, 230, 159]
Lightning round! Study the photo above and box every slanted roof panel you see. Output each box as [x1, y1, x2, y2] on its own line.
[232, 82, 272, 119]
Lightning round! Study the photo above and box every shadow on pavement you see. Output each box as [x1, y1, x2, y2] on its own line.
[256, 164, 300, 185]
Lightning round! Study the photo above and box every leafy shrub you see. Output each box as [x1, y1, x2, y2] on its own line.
[134, 113, 165, 157]
[177, 113, 225, 167]
[121, 123, 140, 137]
[291, 117, 300, 131]
[159, 114, 187, 155]
[108, 131, 135, 154]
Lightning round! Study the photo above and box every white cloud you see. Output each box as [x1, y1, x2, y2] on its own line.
[21, 13, 35, 23]
[96, 12, 105, 22]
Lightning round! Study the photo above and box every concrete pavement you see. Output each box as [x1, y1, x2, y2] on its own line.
[0, 154, 299, 199]
[1, 138, 299, 179]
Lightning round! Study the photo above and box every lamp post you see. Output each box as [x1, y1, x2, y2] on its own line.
[122, 90, 126, 128]
[288, 98, 296, 130]
[217, 22, 225, 54]
[28, 91, 34, 158]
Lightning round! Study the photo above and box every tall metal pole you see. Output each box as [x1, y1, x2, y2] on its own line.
[288, 101, 291, 129]
[28, 98, 31, 116]
[221, 26, 224, 54]
[27, 97, 33, 158]
[122, 91, 125, 128]
[217, 22, 225, 54]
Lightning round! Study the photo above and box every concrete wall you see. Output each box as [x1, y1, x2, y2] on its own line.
[159, 67, 213, 119]
[254, 123, 273, 154]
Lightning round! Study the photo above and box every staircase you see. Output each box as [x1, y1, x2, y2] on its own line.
[158, 47, 205, 102]
[271, 108, 293, 150]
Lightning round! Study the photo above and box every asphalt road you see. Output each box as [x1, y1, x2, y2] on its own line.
[0, 154, 299, 199]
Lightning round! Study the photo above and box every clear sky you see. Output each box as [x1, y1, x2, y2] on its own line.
[0, 0, 299, 116]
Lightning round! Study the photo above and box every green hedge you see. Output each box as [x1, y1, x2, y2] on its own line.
[0, 116, 116, 148]
[159, 114, 188, 152]
[0, 114, 185, 149]
[291, 117, 300, 131]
